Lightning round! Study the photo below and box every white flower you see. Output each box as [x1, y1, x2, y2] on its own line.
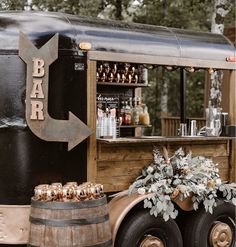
[177, 184, 187, 193]
[147, 166, 154, 174]
[137, 187, 146, 195]
[197, 184, 206, 191]
[215, 178, 222, 186]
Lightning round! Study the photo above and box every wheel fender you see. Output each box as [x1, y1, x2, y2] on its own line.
[108, 192, 149, 245]
[108, 191, 193, 245]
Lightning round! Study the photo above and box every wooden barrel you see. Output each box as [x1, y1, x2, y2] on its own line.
[28, 196, 112, 247]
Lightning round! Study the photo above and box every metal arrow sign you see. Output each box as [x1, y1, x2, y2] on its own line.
[19, 32, 92, 151]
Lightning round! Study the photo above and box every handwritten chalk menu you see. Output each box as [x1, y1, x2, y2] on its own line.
[96, 94, 119, 112]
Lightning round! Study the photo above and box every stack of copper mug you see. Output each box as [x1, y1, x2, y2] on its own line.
[33, 182, 104, 202]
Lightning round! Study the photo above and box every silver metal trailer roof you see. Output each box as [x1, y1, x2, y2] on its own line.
[0, 11, 235, 69]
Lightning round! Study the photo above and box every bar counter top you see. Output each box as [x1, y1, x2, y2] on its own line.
[97, 136, 235, 144]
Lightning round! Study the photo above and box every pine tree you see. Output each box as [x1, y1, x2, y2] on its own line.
[0, 0, 27, 10]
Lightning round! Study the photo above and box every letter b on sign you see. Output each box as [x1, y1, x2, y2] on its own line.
[32, 58, 45, 77]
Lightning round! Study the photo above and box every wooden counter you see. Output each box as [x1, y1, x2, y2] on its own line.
[96, 136, 234, 192]
[97, 136, 234, 144]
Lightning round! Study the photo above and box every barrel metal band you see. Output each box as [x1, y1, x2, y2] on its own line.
[31, 196, 106, 209]
[28, 239, 112, 247]
[30, 214, 109, 226]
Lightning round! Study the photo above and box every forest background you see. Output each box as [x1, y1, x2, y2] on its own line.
[0, 0, 235, 134]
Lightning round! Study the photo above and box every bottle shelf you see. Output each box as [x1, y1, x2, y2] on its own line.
[97, 81, 149, 87]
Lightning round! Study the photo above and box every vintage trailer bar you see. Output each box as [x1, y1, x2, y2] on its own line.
[0, 11, 235, 247]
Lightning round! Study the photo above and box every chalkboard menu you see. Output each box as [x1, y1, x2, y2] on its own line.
[96, 93, 119, 113]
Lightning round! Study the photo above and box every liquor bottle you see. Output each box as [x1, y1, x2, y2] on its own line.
[104, 63, 110, 75]
[102, 72, 106, 82]
[110, 64, 117, 83]
[132, 97, 143, 125]
[97, 64, 103, 76]
[121, 73, 125, 83]
[122, 101, 132, 125]
[131, 98, 137, 124]
[109, 72, 114, 82]
[124, 63, 130, 83]
[96, 72, 99, 82]
[139, 104, 150, 125]
[128, 74, 132, 83]
[116, 73, 121, 83]
[112, 64, 117, 75]
[131, 66, 135, 77]
[119, 101, 125, 125]
[124, 63, 130, 77]
[131, 66, 138, 83]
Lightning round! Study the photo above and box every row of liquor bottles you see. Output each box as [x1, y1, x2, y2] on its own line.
[96, 62, 148, 84]
[119, 97, 150, 126]
[96, 97, 150, 139]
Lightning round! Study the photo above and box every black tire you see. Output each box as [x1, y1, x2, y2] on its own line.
[183, 199, 235, 247]
[115, 209, 183, 247]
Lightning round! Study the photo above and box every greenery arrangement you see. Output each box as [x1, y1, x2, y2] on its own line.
[128, 147, 236, 221]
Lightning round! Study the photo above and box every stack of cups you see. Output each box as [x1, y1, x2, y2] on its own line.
[190, 120, 197, 136]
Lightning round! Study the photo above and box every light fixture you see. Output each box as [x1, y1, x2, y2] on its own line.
[79, 42, 92, 50]
[143, 64, 154, 70]
[226, 56, 236, 62]
[208, 68, 214, 74]
[185, 67, 195, 73]
[166, 66, 173, 71]
[165, 66, 177, 71]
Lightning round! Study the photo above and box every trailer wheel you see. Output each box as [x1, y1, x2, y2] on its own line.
[183, 200, 235, 247]
[115, 209, 183, 247]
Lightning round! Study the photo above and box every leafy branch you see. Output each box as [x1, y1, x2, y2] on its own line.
[129, 147, 236, 221]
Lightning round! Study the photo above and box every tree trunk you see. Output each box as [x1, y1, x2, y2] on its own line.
[211, 0, 232, 34]
[209, 0, 232, 108]
[161, 67, 168, 116]
[160, 0, 168, 116]
[115, 0, 123, 20]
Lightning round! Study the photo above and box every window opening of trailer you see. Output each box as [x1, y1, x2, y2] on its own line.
[142, 66, 205, 136]
[95, 61, 222, 138]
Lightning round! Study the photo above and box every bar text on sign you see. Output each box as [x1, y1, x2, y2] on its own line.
[30, 58, 45, 120]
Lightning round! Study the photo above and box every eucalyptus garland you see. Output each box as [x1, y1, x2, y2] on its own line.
[128, 147, 236, 221]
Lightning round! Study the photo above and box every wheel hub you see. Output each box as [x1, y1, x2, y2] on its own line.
[209, 221, 233, 247]
[139, 235, 164, 247]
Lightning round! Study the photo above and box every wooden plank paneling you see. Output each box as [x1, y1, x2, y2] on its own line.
[229, 140, 236, 182]
[96, 176, 139, 192]
[97, 140, 231, 192]
[97, 160, 152, 177]
[213, 156, 230, 182]
[190, 143, 228, 156]
[87, 60, 97, 182]
[98, 144, 153, 161]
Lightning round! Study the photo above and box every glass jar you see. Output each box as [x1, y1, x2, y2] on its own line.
[139, 104, 150, 125]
